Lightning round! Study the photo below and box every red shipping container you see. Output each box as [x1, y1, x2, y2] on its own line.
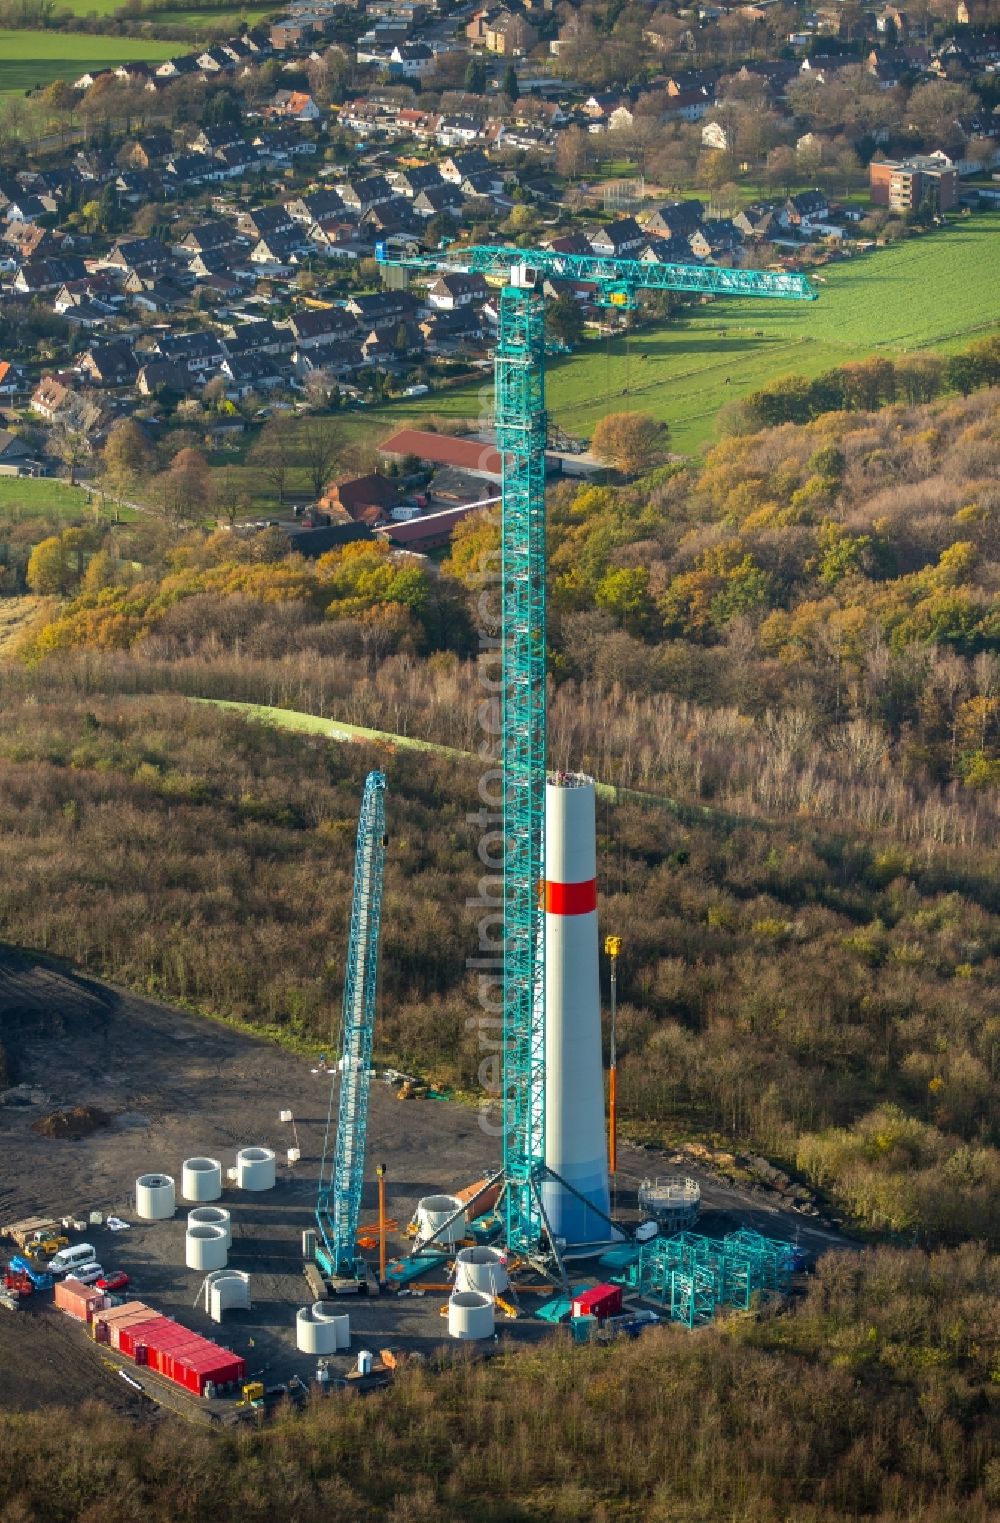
[173, 1346, 246, 1396]
[93, 1299, 152, 1337]
[111, 1309, 163, 1354]
[54, 1279, 106, 1322]
[132, 1318, 189, 1365]
[118, 1313, 179, 1358]
[163, 1343, 227, 1394]
[151, 1338, 204, 1380]
[571, 1283, 623, 1321]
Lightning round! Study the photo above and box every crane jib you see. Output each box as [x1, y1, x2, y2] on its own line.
[375, 242, 817, 302]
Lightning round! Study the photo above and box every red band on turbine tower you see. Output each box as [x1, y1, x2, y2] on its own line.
[545, 878, 598, 916]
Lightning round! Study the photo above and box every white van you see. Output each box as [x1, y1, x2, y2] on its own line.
[49, 1243, 98, 1276]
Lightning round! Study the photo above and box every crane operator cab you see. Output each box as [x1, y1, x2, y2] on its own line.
[510, 263, 541, 290]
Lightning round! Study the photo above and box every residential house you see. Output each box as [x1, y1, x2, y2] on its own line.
[439, 150, 490, 184]
[337, 175, 395, 212]
[0, 429, 34, 472]
[155, 329, 227, 374]
[195, 46, 233, 75]
[412, 183, 464, 218]
[137, 360, 192, 396]
[237, 204, 298, 240]
[105, 236, 173, 275]
[587, 218, 644, 257]
[733, 200, 781, 239]
[281, 308, 356, 348]
[270, 20, 317, 49]
[266, 90, 321, 121]
[14, 257, 87, 293]
[224, 319, 294, 358]
[291, 336, 365, 380]
[643, 200, 704, 237]
[0, 361, 27, 399]
[31, 377, 73, 422]
[164, 153, 213, 186]
[344, 290, 418, 330]
[387, 164, 441, 200]
[284, 188, 346, 223]
[78, 342, 139, 387]
[780, 188, 830, 230]
[688, 218, 742, 259]
[485, 11, 537, 53]
[664, 87, 712, 122]
[434, 115, 482, 148]
[388, 41, 434, 76]
[250, 232, 304, 272]
[178, 220, 236, 257]
[319, 473, 400, 523]
[426, 272, 489, 310]
[188, 126, 244, 155]
[220, 353, 286, 397]
[155, 55, 202, 79]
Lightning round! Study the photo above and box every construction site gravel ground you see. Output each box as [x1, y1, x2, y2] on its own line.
[0, 944, 848, 1418]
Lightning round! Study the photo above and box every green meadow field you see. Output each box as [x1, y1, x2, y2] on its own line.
[0, 30, 176, 96]
[352, 212, 1000, 460]
[0, 477, 136, 520]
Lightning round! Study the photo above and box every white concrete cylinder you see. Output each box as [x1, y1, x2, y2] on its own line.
[185, 1224, 228, 1271]
[206, 1270, 250, 1322]
[237, 1147, 276, 1191]
[135, 1173, 175, 1221]
[454, 1246, 509, 1295]
[310, 1304, 351, 1350]
[188, 1206, 231, 1248]
[542, 774, 612, 1247]
[448, 1290, 495, 1340]
[296, 1306, 338, 1355]
[279, 1109, 293, 1123]
[287, 1148, 301, 1165]
[357, 1350, 373, 1374]
[415, 1194, 466, 1248]
[182, 1157, 222, 1202]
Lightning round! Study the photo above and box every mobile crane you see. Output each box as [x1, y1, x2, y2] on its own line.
[315, 770, 388, 1286]
[376, 240, 816, 1267]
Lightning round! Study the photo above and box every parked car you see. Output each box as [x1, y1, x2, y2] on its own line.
[65, 1263, 104, 1286]
[96, 1270, 129, 1292]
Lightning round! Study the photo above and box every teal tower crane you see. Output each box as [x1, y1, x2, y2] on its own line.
[376, 240, 815, 1268]
[316, 769, 388, 1282]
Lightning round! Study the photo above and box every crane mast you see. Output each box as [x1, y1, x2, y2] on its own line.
[316, 770, 387, 1281]
[376, 240, 815, 1267]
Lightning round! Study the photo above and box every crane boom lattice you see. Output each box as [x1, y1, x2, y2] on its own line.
[375, 240, 815, 1269]
[497, 283, 548, 1252]
[316, 770, 387, 1279]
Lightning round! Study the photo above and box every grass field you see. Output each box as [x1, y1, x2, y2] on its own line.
[347, 212, 1000, 460]
[0, 30, 176, 96]
[0, 477, 131, 520]
[152, 6, 272, 28]
[27, 0, 270, 14]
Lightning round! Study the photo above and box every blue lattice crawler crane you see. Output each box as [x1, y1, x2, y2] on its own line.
[376, 242, 816, 1279]
[315, 771, 387, 1290]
